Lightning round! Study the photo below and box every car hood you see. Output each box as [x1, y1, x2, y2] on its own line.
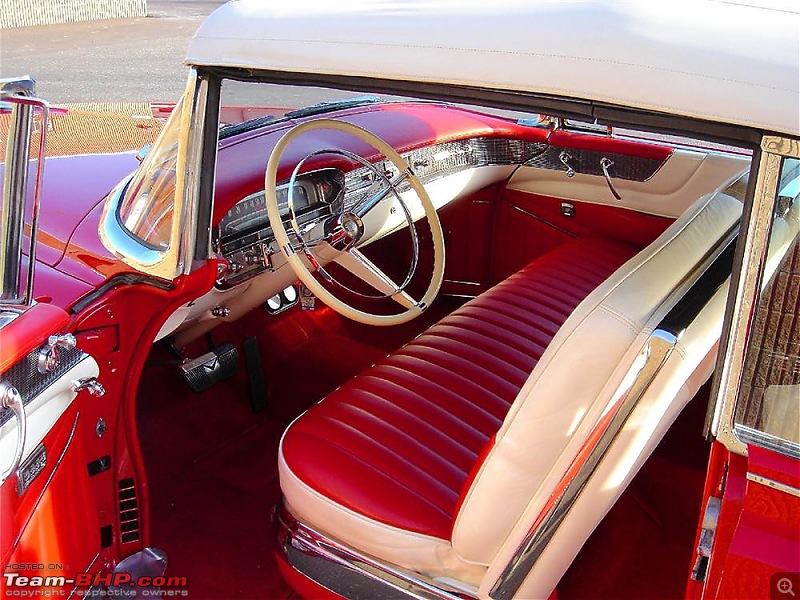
[27, 103, 167, 267]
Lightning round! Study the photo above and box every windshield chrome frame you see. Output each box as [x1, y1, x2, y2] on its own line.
[100, 68, 215, 280]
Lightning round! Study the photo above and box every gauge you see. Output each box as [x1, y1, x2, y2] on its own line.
[219, 180, 316, 240]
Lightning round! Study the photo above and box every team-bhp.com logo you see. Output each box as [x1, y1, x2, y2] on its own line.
[3, 569, 188, 597]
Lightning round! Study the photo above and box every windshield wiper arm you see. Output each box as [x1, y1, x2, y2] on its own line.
[284, 95, 382, 119]
[220, 96, 383, 140]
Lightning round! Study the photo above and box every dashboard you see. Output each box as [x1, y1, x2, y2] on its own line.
[216, 169, 345, 286]
[213, 133, 671, 289]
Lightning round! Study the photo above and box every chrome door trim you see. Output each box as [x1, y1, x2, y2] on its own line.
[0, 89, 50, 307]
[489, 223, 737, 599]
[746, 472, 800, 498]
[488, 329, 679, 600]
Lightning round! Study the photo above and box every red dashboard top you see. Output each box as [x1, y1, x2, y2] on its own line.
[30, 102, 672, 312]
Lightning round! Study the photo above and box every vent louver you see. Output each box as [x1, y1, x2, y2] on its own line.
[118, 478, 141, 544]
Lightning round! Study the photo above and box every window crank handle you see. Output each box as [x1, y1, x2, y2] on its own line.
[559, 151, 575, 177]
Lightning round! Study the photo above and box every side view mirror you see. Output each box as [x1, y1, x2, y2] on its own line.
[0, 76, 50, 308]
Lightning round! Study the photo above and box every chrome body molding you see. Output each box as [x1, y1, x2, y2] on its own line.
[745, 472, 800, 498]
[0, 309, 22, 330]
[489, 329, 680, 600]
[99, 180, 167, 268]
[276, 503, 477, 600]
[735, 424, 800, 462]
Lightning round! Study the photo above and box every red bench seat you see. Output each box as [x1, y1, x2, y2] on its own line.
[280, 237, 637, 539]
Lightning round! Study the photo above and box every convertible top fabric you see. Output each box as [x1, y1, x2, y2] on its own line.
[188, 0, 799, 136]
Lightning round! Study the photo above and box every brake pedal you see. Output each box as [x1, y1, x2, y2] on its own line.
[299, 282, 316, 311]
[179, 342, 239, 393]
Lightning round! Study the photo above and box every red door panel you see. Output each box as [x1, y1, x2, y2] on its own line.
[0, 305, 103, 596]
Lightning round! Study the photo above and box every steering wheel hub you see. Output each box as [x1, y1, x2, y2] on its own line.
[339, 212, 365, 247]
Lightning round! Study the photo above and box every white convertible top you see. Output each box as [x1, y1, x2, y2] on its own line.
[187, 0, 800, 136]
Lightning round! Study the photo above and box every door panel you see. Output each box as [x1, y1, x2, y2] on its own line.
[0, 305, 101, 596]
[507, 147, 750, 218]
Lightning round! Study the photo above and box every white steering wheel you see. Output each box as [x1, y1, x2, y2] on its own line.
[264, 119, 445, 326]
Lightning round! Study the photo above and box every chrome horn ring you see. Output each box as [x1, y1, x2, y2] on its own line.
[285, 148, 420, 301]
[265, 118, 446, 327]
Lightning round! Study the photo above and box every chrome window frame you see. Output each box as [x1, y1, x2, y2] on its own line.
[0, 78, 50, 310]
[99, 68, 215, 280]
[711, 135, 800, 458]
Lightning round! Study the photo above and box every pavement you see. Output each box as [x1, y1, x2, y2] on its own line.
[0, 1, 226, 103]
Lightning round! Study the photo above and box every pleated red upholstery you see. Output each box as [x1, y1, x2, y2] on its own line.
[281, 238, 637, 540]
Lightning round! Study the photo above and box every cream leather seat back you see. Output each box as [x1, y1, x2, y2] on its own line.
[451, 188, 744, 579]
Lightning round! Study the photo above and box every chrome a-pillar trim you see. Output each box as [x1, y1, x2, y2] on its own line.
[99, 69, 210, 280]
[711, 135, 800, 458]
[276, 503, 476, 600]
[488, 329, 680, 600]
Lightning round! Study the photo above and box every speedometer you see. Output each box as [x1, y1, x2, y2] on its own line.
[218, 168, 345, 252]
[219, 180, 314, 240]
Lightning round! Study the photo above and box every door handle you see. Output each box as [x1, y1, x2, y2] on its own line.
[600, 156, 622, 201]
[1, 382, 26, 482]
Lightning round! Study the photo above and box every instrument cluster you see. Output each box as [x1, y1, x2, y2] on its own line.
[216, 169, 344, 287]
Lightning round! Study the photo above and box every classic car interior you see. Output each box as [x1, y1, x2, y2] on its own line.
[1, 1, 798, 597]
[126, 91, 785, 598]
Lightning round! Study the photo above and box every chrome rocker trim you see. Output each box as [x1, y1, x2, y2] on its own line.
[275, 503, 476, 600]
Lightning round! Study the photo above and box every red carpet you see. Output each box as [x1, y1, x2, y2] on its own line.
[138, 297, 709, 599]
[137, 297, 462, 599]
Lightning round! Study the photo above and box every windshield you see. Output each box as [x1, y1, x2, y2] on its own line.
[117, 95, 184, 248]
[114, 80, 538, 251]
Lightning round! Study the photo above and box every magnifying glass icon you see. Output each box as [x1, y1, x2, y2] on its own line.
[778, 578, 796, 596]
